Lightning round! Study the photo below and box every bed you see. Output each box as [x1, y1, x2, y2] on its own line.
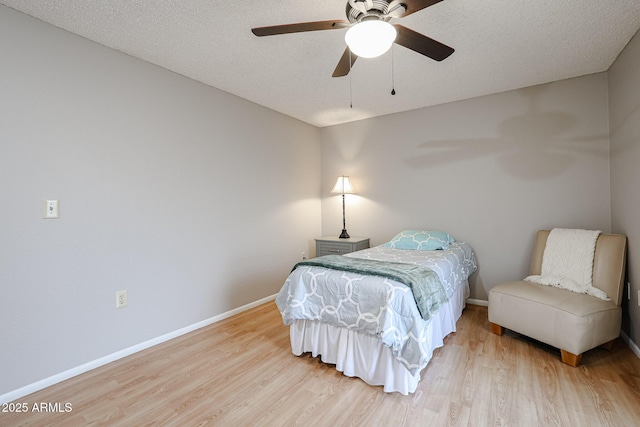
[275, 230, 477, 395]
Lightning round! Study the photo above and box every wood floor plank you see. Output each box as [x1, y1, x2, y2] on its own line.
[3, 303, 640, 426]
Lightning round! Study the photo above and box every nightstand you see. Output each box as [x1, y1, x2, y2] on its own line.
[315, 236, 370, 257]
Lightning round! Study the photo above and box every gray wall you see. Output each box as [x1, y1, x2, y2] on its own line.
[0, 6, 321, 396]
[609, 28, 640, 344]
[320, 73, 612, 301]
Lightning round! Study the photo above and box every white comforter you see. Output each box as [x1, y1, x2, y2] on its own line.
[275, 242, 477, 374]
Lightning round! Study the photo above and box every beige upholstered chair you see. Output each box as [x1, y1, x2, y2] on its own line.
[488, 230, 627, 367]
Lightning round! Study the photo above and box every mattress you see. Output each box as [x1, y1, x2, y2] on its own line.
[289, 279, 469, 394]
[275, 241, 477, 393]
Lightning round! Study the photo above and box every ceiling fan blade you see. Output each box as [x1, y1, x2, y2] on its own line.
[252, 20, 350, 37]
[393, 24, 454, 61]
[398, 0, 444, 17]
[332, 48, 358, 77]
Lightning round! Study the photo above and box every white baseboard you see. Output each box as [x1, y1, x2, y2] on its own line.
[466, 298, 488, 307]
[621, 330, 640, 359]
[0, 294, 277, 405]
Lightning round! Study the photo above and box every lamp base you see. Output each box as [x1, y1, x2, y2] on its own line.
[339, 229, 350, 239]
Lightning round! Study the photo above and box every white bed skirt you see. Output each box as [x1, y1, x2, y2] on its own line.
[289, 280, 470, 395]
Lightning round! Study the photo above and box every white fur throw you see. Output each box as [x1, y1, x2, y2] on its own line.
[525, 228, 608, 300]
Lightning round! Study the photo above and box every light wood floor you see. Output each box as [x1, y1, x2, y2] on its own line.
[3, 303, 640, 426]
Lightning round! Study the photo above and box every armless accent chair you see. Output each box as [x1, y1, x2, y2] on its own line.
[488, 230, 627, 367]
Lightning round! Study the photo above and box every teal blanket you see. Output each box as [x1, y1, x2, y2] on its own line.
[292, 255, 448, 321]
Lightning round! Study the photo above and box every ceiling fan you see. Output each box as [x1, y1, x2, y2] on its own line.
[251, 0, 454, 77]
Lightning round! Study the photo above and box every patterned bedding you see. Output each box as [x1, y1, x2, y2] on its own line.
[275, 242, 477, 374]
[347, 242, 477, 299]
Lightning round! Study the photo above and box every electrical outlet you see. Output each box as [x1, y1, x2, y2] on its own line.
[116, 290, 128, 308]
[301, 251, 307, 260]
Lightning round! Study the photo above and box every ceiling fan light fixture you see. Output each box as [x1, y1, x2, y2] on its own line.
[345, 20, 397, 58]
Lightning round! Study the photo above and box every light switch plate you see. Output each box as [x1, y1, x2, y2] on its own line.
[44, 200, 59, 219]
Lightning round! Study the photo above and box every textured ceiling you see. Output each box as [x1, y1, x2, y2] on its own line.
[2, 0, 640, 127]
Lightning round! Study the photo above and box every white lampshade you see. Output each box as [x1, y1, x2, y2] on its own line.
[345, 20, 397, 58]
[331, 176, 355, 195]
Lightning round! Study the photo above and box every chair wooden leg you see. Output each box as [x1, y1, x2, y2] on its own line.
[489, 322, 504, 336]
[560, 350, 582, 367]
[599, 339, 615, 351]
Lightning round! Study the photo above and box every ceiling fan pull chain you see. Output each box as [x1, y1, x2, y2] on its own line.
[391, 44, 396, 95]
[349, 49, 353, 108]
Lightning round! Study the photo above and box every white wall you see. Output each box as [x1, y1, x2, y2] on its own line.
[609, 28, 640, 345]
[320, 74, 611, 300]
[0, 6, 321, 396]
